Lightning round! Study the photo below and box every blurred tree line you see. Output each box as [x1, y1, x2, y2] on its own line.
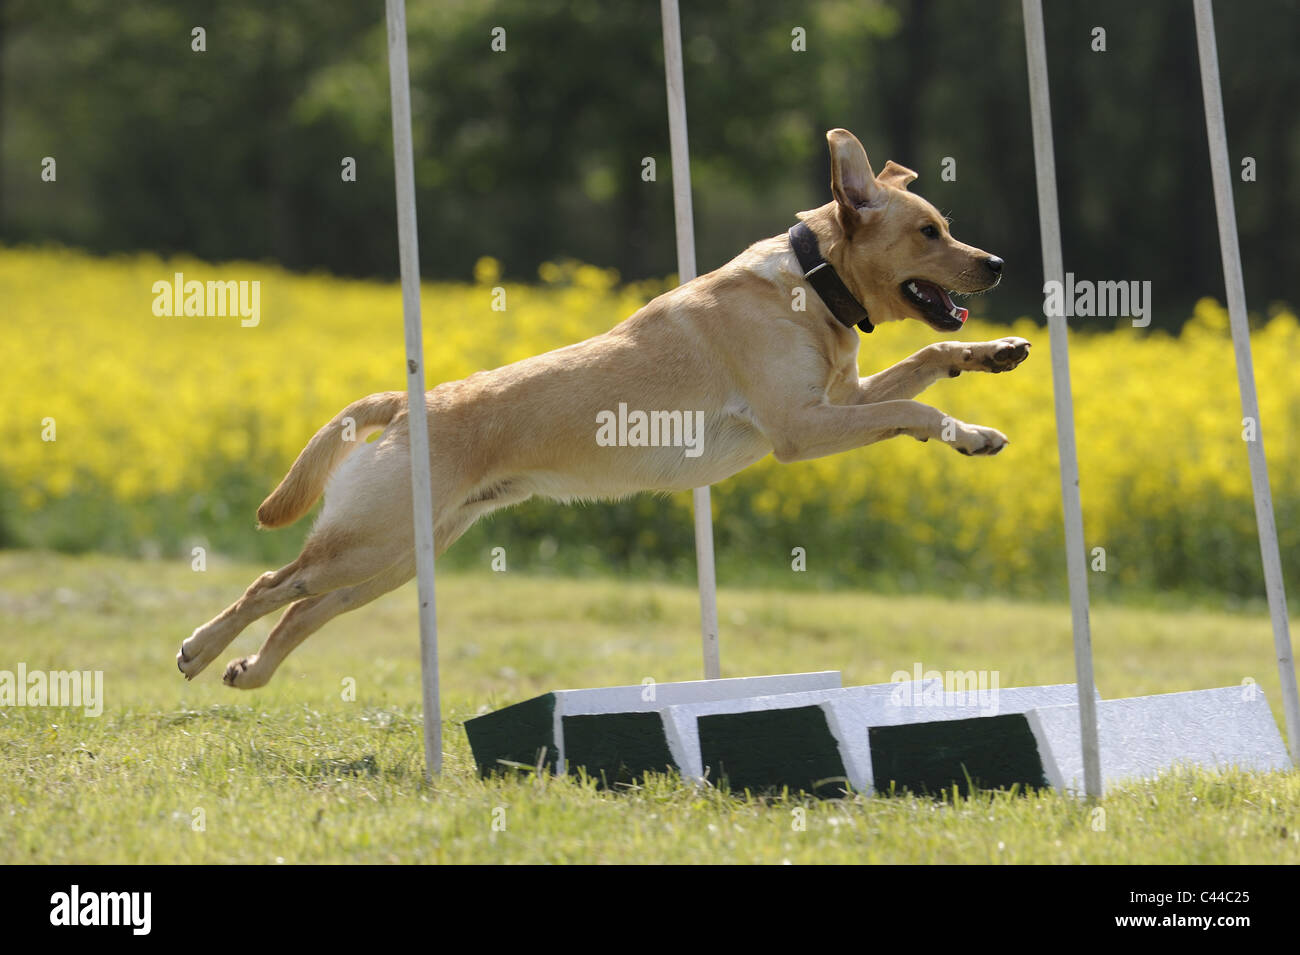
[2, 0, 1297, 330]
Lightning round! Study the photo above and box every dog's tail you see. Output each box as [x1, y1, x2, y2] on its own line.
[256, 391, 407, 529]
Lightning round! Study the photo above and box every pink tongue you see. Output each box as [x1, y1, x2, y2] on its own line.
[934, 286, 967, 323]
[917, 281, 968, 323]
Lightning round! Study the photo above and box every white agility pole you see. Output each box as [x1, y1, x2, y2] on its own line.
[1021, 0, 1102, 798]
[660, 0, 721, 680]
[1193, 0, 1300, 762]
[385, 0, 442, 778]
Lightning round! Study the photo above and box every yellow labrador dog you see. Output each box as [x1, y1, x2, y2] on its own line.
[178, 128, 1029, 689]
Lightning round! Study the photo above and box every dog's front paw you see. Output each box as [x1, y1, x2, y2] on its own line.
[952, 423, 1008, 456]
[222, 655, 267, 689]
[957, 337, 1031, 374]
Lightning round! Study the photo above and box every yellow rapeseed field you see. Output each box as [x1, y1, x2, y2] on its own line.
[2, 246, 1297, 597]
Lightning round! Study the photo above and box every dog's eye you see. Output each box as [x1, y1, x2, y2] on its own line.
[920, 224, 940, 239]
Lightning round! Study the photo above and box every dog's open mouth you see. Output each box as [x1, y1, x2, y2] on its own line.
[902, 279, 968, 331]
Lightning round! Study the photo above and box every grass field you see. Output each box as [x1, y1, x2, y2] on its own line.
[1, 551, 1298, 864]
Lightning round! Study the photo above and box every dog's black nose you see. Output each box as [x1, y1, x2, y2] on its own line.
[985, 256, 1004, 274]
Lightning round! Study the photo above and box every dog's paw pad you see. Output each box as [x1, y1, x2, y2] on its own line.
[985, 337, 1031, 372]
[222, 658, 251, 687]
[954, 425, 1008, 456]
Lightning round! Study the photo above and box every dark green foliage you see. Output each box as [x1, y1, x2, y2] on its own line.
[3, 0, 1298, 329]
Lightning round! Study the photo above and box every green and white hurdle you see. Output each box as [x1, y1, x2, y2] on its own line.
[464, 671, 840, 779]
[466, 676, 1289, 796]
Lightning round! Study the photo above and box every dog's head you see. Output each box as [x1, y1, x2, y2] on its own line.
[807, 128, 1002, 332]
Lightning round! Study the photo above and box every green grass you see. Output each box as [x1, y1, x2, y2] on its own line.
[1, 551, 1298, 864]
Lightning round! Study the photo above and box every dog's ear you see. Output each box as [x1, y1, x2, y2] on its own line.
[827, 129, 884, 234]
[877, 160, 918, 191]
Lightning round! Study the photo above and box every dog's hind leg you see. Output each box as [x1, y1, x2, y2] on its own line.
[177, 557, 306, 680]
[218, 499, 500, 688]
[221, 558, 415, 689]
[177, 525, 410, 681]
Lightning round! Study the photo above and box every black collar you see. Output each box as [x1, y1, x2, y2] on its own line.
[788, 221, 873, 333]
